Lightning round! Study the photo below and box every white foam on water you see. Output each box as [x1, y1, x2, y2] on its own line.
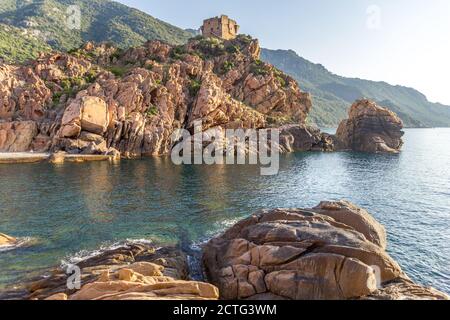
[60, 238, 154, 268]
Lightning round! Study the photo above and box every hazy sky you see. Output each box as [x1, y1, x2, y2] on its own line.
[117, 0, 450, 104]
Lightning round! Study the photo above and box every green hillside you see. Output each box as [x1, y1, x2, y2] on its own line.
[0, 0, 192, 62]
[261, 49, 450, 127]
[0, 23, 51, 62]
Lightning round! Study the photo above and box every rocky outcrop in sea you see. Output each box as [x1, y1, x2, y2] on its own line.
[203, 201, 448, 300]
[335, 99, 404, 153]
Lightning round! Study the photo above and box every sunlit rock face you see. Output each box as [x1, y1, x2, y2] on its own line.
[335, 99, 404, 154]
[0, 121, 38, 152]
[0, 35, 312, 158]
[202, 201, 449, 300]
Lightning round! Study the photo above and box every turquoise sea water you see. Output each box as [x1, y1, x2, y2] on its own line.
[0, 128, 449, 294]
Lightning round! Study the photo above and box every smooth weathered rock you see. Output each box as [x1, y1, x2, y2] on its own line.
[70, 278, 219, 301]
[44, 293, 68, 300]
[364, 279, 450, 300]
[60, 100, 83, 138]
[59, 96, 109, 139]
[80, 96, 109, 135]
[0, 121, 38, 152]
[203, 202, 449, 300]
[79, 131, 105, 144]
[313, 200, 387, 249]
[335, 99, 404, 153]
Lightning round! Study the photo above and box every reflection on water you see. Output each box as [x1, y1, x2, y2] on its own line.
[0, 128, 449, 294]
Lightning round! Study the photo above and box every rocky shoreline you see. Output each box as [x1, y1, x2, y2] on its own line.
[0, 97, 404, 165]
[2, 201, 447, 300]
[1, 34, 404, 161]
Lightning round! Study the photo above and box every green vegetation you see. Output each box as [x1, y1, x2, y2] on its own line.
[0, 0, 192, 63]
[250, 59, 269, 76]
[146, 104, 159, 117]
[236, 34, 252, 44]
[170, 45, 187, 60]
[0, 23, 51, 62]
[107, 65, 129, 77]
[189, 79, 202, 97]
[272, 68, 288, 87]
[50, 70, 98, 107]
[197, 37, 226, 57]
[52, 91, 63, 104]
[221, 61, 235, 74]
[226, 44, 240, 55]
[266, 115, 294, 127]
[261, 48, 450, 127]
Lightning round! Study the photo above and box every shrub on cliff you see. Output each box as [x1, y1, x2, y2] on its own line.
[189, 79, 202, 97]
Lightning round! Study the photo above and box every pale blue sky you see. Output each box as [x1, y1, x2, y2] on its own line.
[117, 0, 450, 104]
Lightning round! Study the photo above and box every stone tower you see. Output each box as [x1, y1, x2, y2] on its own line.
[201, 15, 240, 40]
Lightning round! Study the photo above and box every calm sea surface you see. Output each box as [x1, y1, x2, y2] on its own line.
[0, 128, 449, 294]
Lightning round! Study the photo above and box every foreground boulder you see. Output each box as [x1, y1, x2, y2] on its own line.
[335, 99, 404, 153]
[203, 201, 448, 300]
[0, 233, 17, 246]
[23, 243, 218, 301]
[59, 96, 109, 139]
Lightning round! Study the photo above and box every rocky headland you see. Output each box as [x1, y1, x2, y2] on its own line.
[0, 35, 403, 160]
[4, 201, 448, 300]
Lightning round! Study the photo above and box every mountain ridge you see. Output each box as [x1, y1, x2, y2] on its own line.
[261, 48, 450, 127]
[0, 0, 192, 61]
